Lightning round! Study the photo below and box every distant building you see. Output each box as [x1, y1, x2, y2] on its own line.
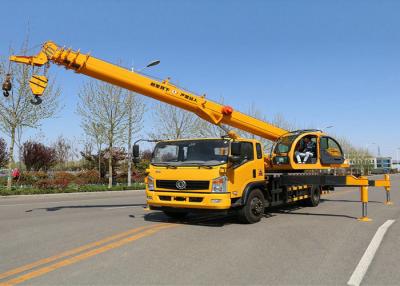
[393, 160, 400, 171]
[374, 157, 392, 170]
[346, 156, 394, 174]
[369, 157, 393, 174]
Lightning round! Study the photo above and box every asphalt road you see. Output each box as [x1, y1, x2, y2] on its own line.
[0, 175, 399, 285]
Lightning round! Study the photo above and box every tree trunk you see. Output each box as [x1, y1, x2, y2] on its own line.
[127, 133, 132, 187]
[98, 144, 102, 181]
[127, 156, 132, 187]
[108, 143, 113, 189]
[127, 99, 133, 187]
[7, 127, 16, 190]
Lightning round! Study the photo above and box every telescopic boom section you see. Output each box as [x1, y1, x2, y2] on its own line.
[10, 41, 287, 141]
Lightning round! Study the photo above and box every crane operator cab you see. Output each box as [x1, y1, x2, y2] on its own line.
[269, 130, 348, 171]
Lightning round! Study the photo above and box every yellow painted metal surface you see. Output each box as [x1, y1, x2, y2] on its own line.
[10, 41, 287, 142]
[346, 176, 370, 186]
[147, 190, 231, 210]
[146, 138, 264, 209]
[360, 186, 369, 203]
[269, 131, 350, 170]
[29, 75, 48, 95]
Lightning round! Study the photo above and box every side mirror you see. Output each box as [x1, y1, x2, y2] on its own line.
[132, 145, 140, 159]
[228, 155, 242, 164]
[230, 142, 241, 156]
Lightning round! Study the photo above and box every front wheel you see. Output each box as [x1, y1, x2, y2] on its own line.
[237, 189, 265, 224]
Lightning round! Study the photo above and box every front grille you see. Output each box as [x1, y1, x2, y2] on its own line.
[156, 180, 210, 190]
[159, 196, 171, 201]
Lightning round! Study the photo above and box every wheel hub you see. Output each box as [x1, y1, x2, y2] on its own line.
[250, 197, 264, 216]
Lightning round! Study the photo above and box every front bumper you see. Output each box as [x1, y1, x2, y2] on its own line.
[146, 190, 231, 210]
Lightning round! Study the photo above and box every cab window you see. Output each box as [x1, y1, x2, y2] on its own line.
[241, 142, 254, 161]
[319, 136, 344, 164]
[256, 143, 263, 159]
[320, 137, 342, 157]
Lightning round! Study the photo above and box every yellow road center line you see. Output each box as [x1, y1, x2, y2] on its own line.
[0, 224, 177, 286]
[0, 223, 164, 280]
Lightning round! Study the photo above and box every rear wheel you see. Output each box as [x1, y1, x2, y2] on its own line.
[305, 185, 321, 207]
[163, 210, 188, 220]
[237, 189, 265, 224]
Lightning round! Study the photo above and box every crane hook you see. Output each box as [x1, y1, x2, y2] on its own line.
[2, 73, 12, 97]
[30, 95, 43, 105]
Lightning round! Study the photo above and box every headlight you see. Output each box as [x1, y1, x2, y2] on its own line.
[146, 176, 155, 191]
[211, 176, 227, 193]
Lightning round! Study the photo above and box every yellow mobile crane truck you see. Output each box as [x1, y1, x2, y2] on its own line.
[4, 41, 391, 223]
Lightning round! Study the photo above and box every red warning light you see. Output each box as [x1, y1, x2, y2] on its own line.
[222, 106, 233, 115]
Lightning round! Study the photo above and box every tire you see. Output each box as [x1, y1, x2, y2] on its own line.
[305, 185, 321, 207]
[237, 189, 265, 224]
[163, 210, 188, 220]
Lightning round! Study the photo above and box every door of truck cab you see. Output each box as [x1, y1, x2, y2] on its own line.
[227, 141, 265, 197]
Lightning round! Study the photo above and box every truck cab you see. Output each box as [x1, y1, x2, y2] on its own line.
[145, 138, 265, 218]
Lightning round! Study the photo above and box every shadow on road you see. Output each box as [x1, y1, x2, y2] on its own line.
[143, 211, 275, 227]
[25, 203, 146, 212]
[322, 198, 382, 204]
[268, 203, 358, 220]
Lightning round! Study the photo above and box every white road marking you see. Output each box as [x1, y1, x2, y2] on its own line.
[347, 219, 395, 286]
[0, 195, 143, 208]
[104, 206, 129, 210]
[0, 198, 131, 207]
[0, 198, 119, 207]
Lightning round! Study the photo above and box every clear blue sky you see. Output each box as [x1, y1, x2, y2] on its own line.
[1, 0, 400, 158]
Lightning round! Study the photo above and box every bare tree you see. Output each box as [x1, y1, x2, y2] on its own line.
[195, 119, 227, 138]
[237, 103, 272, 150]
[77, 80, 129, 188]
[150, 103, 202, 139]
[125, 92, 145, 187]
[0, 41, 61, 189]
[0, 138, 8, 168]
[15, 126, 24, 169]
[80, 122, 106, 179]
[269, 113, 295, 131]
[336, 136, 374, 175]
[52, 135, 73, 169]
[188, 96, 227, 138]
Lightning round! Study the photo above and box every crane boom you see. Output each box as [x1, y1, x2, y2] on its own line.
[9, 41, 287, 141]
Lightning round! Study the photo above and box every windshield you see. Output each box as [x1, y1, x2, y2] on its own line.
[273, 135, 297, 154]
[151, 139, 229, 166]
